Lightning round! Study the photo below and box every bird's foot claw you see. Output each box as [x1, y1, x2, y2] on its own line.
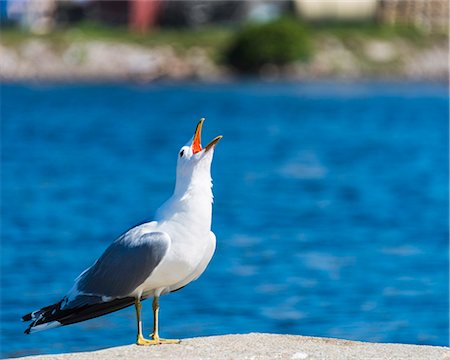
[150, 332, 181, 344]
[155, 338, 181, 344]
[136, 336, 158, 346]
[136, 335, 180, 346]
[150, 334, 181, 344]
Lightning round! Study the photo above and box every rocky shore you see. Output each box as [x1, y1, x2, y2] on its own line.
[1, 37, 448, 82]
[15, 333, 450, 360]
[0, 40, 223, 82]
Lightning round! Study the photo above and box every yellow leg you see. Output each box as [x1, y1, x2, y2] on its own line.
[149, 296, 180, 344]
[135, 299, 156, 345]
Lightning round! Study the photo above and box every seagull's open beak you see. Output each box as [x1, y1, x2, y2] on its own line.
[192, 118, 204, 154]
[192, 118, 222, 154]
[205, 135, 222, 152]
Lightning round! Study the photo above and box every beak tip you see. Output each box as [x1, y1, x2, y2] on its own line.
[204, 135, 223, 152]
[192, 118, 204, 154]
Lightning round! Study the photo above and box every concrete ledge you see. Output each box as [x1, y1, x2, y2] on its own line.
[17, 333, 449, 360]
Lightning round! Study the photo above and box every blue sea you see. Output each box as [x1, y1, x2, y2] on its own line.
[1, 82, 448, 358]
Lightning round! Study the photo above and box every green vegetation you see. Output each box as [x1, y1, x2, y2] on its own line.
[225, 18, 312, 73]
[0, 21, 234, 58]
[311, 21, 436, 48]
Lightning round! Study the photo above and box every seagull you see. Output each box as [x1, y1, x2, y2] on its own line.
[22, 119, 222, 345]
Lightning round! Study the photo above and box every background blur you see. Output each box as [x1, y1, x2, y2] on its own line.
[1, 0, 448, 80]
[1, 0, 449, 358]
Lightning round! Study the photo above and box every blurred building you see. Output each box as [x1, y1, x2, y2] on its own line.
[156, 1, 247, 27]
[293, 0, 448, 33]
[3, 0, 247, 31]
[5, 0, 56, 33]
[293, 0, 377, 21]
[129, 1, 161, 32]
[2, 0, 449, 33]
[376, 0, 449, 33]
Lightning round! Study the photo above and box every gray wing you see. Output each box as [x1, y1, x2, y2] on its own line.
[76, 230, 170, 298]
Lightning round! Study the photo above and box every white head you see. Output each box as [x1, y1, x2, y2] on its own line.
[174, 118, 222, 197]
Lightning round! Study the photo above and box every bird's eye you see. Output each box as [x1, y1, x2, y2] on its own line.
[179, 150, 185, 157]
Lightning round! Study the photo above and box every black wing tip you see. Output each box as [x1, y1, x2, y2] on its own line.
[23, 314, 35, 334]
[22, 313, 32, 322]
[22, 297, 135, 335]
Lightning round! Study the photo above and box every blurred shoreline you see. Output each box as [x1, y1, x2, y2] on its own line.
[1, 28, 448, 83]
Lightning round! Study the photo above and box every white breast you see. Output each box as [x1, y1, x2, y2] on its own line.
[168, 231, 216, 292]
[133, 222, 216, 298]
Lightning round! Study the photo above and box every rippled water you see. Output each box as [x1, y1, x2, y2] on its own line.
[1, 82, 448, 358]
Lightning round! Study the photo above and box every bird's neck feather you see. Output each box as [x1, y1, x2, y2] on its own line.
[156, 167, 213, 229]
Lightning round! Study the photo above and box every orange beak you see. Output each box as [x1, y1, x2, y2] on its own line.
[192, 118, 222, 154]
[192, 118, 204, 154]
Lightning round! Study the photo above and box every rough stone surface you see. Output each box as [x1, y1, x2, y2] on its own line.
[16, 333, 450, 360]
